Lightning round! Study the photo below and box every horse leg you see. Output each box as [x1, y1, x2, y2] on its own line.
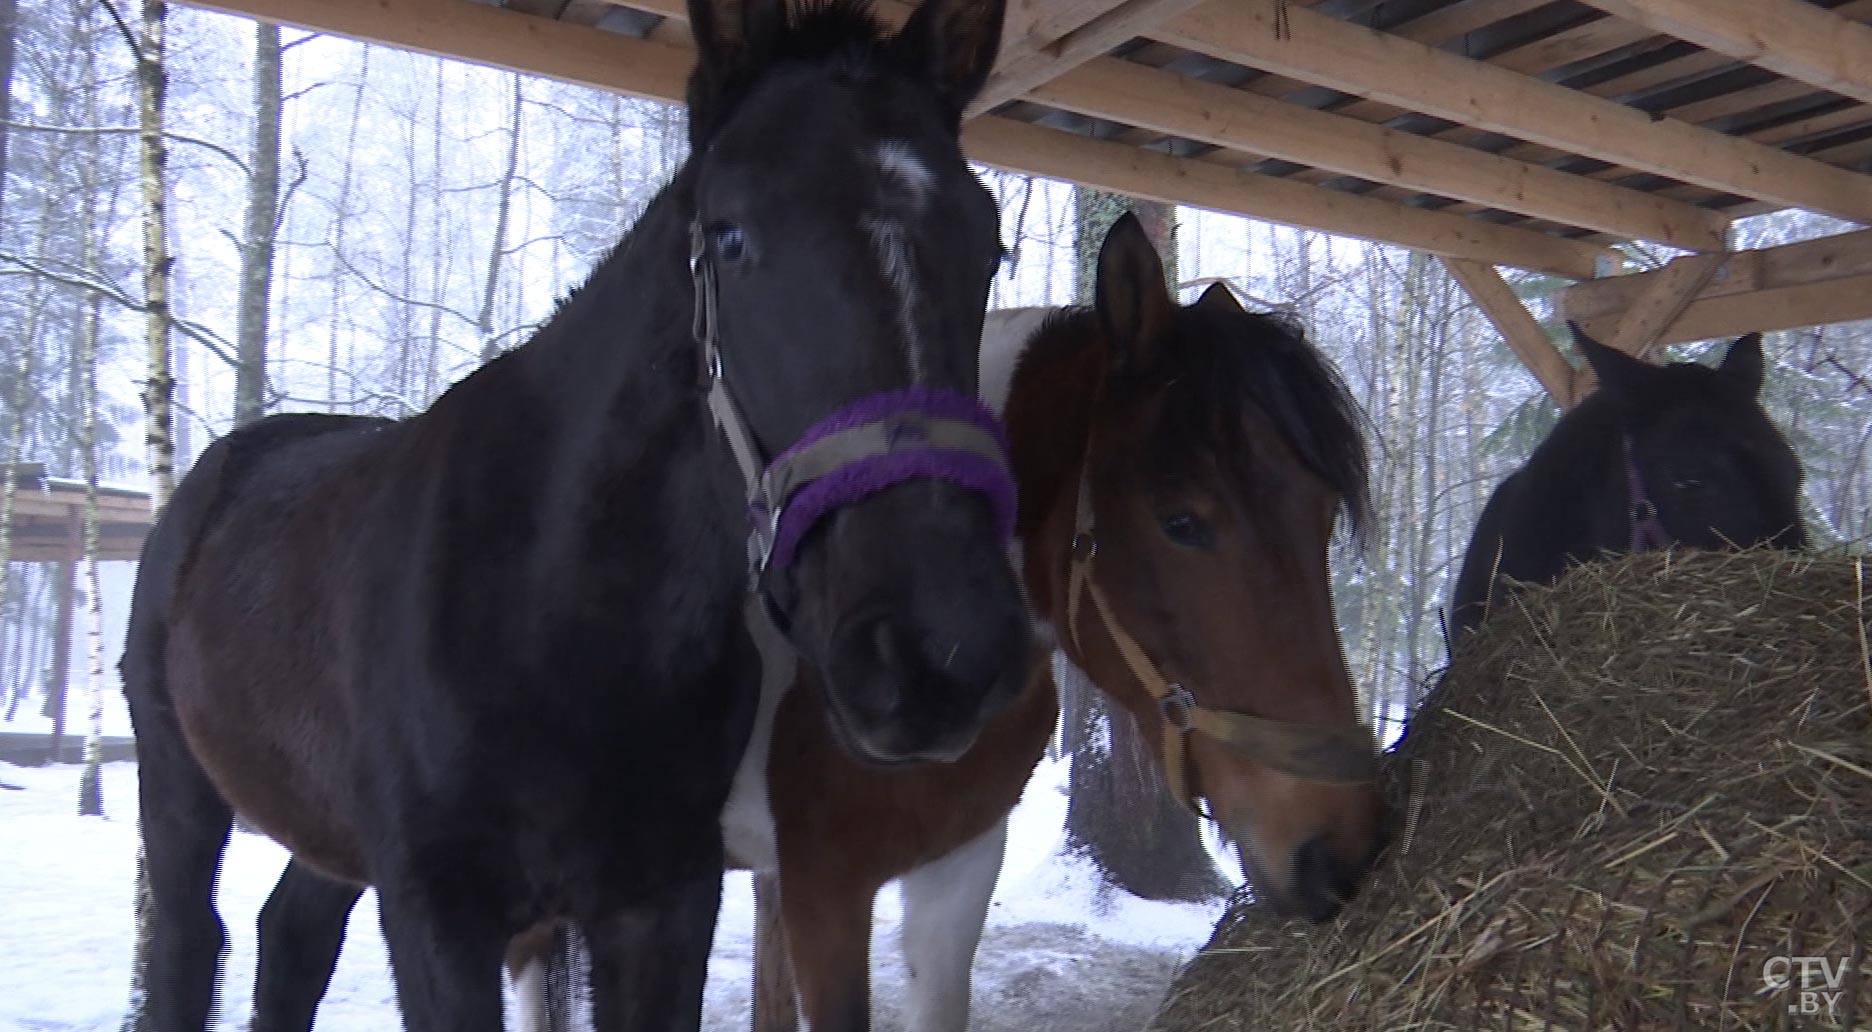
[583, 870, 721, 1032]
[751, 871, 800, 1032]
[373, 875, 508, 1032]
[127, 693, 233, 1032]
[251, 859, 363, 1032]
[897, 819, 1008, 1032]
[779, 867, 876, 1032]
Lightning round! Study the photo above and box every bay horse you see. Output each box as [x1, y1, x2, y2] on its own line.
[1449, 322, 1806, 641]
[117, 0, 1029, 1029]
[527, 212, 1391, 1031]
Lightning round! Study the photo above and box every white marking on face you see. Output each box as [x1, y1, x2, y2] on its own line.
[866, 212, 926, 380]
[871, 141, 936, 380]
[877, 140, 935, 201]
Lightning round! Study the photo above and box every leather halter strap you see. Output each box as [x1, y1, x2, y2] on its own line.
[1063, 445, 1378, 816]
[1622, 434, 1673, 553]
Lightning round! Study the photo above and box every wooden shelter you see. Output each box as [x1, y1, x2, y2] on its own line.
[175, 0, 1872, 402]
[4, 465, 153, 762]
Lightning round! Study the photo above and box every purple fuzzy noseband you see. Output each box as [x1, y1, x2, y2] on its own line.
[755, 388, 1017, 571]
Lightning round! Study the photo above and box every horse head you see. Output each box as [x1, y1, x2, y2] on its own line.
[682, 0, 1029, 764]
[1057, 213, 1388, 922]
[1571, 323, 1806, 553]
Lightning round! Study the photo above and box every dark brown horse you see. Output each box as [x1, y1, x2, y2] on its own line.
[1450, 323, 1806, 642]
[515, 212, 1389, 1031]
[118, 1, 1027, 1029]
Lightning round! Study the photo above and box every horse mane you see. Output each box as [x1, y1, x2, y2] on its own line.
[1027, 304, 1374, 545]
[687, 0, 895, 148]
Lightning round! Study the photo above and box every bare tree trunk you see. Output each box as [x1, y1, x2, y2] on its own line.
[76, 294, 104, 817]
[1061, 188, 1227, 903]
[123, 0, 172, 1021]
[325, 50, 368, 410]
[233, 21, 281, 427]
[477, 74, 524, 364]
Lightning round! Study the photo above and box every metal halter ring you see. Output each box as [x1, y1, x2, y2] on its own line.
[1070, 531, 1098, 561]
[1160, 684, 1197, 732]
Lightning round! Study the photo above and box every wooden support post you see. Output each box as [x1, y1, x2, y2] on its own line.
[1443, 258, 1579, 407]
[1571, 252, 1729, 398]
[45, 508, 79, 765]
[1611, 255, 1729, 361]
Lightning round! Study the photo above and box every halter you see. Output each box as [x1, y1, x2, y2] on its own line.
[1621, 434, 1673, 553]
[689, 221, 1018, 591]
[1061, 441, 1378, 817]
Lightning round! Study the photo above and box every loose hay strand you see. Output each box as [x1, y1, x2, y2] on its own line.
[1150, 550, 1872, 1032]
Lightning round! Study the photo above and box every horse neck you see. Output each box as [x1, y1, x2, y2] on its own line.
[1001, 318, 1107, 631]
[498, 171, 749, 650]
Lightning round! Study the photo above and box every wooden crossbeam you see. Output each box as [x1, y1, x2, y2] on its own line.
[1563, 228, 1872, 346]
[1027, 56, 1730, 251]
[1576, 0, 1872, 107]
[968, 0, 1200, 116]
[1147, 0, 1872, 224]
[1604, 254, 1727, 361]
[962, 118, 1614, 279]
[1443, 258, 1579, 406]
[179, 0, 1616, 278]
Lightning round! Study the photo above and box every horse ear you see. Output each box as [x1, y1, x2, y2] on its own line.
[686, 0, 784, 141]
[688, 0, 783, 69]
[894, 0, 1006, 126]
[1569, 321, 1649, 396]
[1095, 211, 1175, 371]
[1195, 281, 1243, 315]
[1718, 332, 1765, 397]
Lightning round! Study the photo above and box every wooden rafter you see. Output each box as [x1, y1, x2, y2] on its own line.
[1025, 56, 1730, 251]
[1443, 258, 1579, 406]
[1145, 0, 1872, 224]
[181, 0, 1616, 278]
[961, 118, 1613, 279]
[968, 0, 1199, 115]
[1575, 0, 1872, 107]
[1563, 228, 1872, 346]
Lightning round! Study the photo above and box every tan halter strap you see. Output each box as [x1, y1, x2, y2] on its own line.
[1062, 448, 1378, 815]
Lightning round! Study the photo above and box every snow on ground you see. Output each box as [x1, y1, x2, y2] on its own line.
[0, 757, 1224, 1032]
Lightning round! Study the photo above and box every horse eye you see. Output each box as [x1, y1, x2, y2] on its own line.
[710, 223, 748, 263]
[1160, 512, 1213, 549]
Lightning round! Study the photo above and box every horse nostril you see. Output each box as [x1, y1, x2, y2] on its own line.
[1290, 835, 1358, 924]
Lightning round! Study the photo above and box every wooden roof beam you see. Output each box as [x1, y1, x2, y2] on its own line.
[1575, 0, 1872, 107]
[1147, 0, 1872, 224]
[968, 0, 1200, 116]
[189, 0, 696, 101]
[1562, 228, 1872, 345]
[962, 117, 1616, 279]
[1028, 56, 1730, 251]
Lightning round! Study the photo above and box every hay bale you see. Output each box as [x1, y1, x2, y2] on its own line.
[1151, 550, 1872, 1031]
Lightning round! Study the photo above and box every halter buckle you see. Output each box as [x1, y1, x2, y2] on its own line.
[1160, 684, 1196, 732]
[1070, 531, 1097, 561]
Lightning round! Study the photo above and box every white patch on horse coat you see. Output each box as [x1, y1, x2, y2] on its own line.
[510, 957, 548, 1032]
[877, 140, 934, 200]
[869, 142, 938, 380]
[983, 308, 1063, 647]
[897, 818, 1009, 1032]
[719, 659, 788, 874]
[979, 308, 1053, 417]
[865, 213, 925, 380]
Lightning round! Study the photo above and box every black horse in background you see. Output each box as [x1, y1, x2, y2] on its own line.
[1449, 323, 1806, 643]
[118, 0, 1027, 1029]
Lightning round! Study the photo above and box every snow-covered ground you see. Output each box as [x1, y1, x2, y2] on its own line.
[0, 757, 1223, 1032]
